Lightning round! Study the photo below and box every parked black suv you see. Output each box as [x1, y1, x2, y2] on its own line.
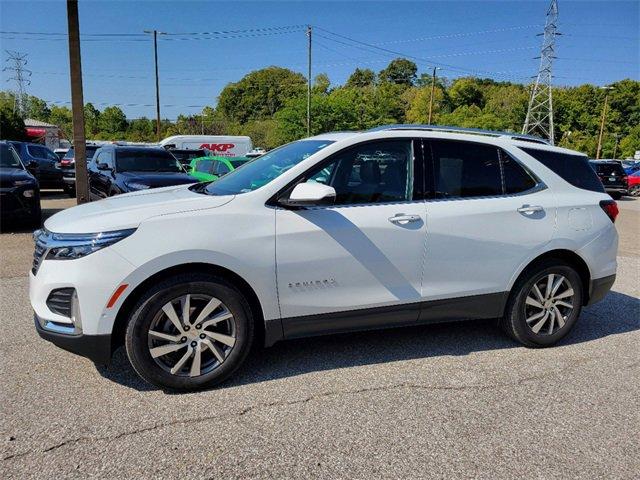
[0, 141, 41, 228]
[60, 144, 101, 197]
[9, 141, 64, 190]
[88, 145, 198, 200]
[589, 160, 628, 199]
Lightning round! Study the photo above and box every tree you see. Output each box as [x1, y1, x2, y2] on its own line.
[97, 106, 127, 136]
[84, 103, 101, 137]
[378, 58, 417, 86]
[346, 68, 375, 88]
[48, 105, 73, 139]
[25, 95, 51, 121]
[313, 73, 331, 95]
[449, 78, 485, 109]
[0, 104, 27, 140]
[127, 117, 155, 142]
[217, 67, 306, 123]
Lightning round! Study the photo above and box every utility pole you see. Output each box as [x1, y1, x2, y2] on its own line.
[612, 133, 620, 159]
[306, 25, 312, 137]
[427, 66, 439, 124]
[144, 30, 165, 142]
[596, 86, 614, 160]
[3, 50, 32, 117]
[523, 0, 560, 144]
[66, 0, 89, 204]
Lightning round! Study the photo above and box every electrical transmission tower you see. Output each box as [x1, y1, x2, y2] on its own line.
[522, 0, 559, 144]
[3, 50, 32, 117]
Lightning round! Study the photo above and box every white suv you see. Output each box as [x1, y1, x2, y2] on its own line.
[30, 126, 618, 390]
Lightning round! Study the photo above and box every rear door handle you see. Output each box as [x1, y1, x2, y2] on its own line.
[389, 214, 421, 225]
[517, 205, 544, 215]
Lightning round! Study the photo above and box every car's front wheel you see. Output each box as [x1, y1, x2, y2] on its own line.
[125, 273, 254, 391]
[502, 260, 583, 347]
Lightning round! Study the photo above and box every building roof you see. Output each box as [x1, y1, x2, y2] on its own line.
[24, 118, 58, 128]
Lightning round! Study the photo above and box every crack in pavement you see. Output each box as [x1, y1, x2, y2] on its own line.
[3, 356, 618, 463]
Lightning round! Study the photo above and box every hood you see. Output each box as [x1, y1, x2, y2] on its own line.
[45, 184, 234, 233]
[120, 171, 198, 187]
[0, 167, 36, 188]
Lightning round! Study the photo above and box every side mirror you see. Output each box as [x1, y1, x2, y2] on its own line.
[279, 181, 336, 208]
[26, 160, 39, 174]
[97, 162, 110, 171]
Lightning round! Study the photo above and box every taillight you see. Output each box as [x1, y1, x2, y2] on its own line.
[599, 199, 619, 223]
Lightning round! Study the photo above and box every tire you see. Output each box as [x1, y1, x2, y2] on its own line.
[125, 273, 255, 391]
[629, 186, 640, 197]
[64, 186, 76, 198]
[501, 259, 583, 347]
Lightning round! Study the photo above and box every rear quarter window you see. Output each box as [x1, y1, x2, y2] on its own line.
[520, 148, 604, 193]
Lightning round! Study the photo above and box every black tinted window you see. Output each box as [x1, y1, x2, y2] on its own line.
[522, 148, 604, 193]
[501, 152, 537, 194]
[195, 160, 214, 173]
[305, 140, 414, 205]
[116, 149, 180, 172]
[591, 162, 625, 176]
[431, 140, 502, 198]
[1, 144, 22, 168]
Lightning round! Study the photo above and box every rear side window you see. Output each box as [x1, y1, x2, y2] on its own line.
[500, 152, 538, 194]
[431, 140, 502, 198]
[521, 148, 604, 193]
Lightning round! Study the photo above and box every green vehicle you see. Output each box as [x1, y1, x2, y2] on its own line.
[188, 156, 251, 182]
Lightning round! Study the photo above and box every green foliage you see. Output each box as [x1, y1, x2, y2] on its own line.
[97, 106, 127, 137]
[217, 66, 306, 123]
[378, 58, 418, 86]
[346, 68, 376, 88]
[0, 103, 27, 140]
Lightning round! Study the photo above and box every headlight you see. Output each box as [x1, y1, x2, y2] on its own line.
[14, 180, 33, 187]
[125, 182, 151, 191]
[45, 228, 136, 260]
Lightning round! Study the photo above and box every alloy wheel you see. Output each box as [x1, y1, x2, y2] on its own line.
[524, 273, 575, 335]
[147, 294, 236, 377]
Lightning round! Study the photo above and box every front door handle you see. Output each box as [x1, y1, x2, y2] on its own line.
[389, 214, 421, 225]
[517, 205, 544, 215]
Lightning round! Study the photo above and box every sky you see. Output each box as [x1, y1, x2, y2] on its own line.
[1, 0, 638, 120]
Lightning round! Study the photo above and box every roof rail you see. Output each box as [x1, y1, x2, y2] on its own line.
[368, 124, 550, 145]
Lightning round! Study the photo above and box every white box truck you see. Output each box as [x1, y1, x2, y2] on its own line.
[159, 135, 253, 157]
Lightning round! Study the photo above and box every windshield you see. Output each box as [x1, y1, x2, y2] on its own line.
[116, 149, 182, 172]
[203, 140, 334, 195]
[63, 146, 99, 160]
[0, 144, 23, 168]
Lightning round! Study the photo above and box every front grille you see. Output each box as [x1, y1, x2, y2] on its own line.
[46, 288, 75, 318]
[32, 232, 48, 275]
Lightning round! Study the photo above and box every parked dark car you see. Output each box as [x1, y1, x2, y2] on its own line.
[589, 160, 628, 199]
[167, 148, 208, 167]
[8, 141, 63, 190]
[60, 144, 101, 197]
[0, 141, 41, 228]
[88, 145, 198, 200]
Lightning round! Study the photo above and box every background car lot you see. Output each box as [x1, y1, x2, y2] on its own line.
[1, 194, 638, 478]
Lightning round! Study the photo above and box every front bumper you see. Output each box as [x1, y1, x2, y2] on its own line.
[0, 187, 39, 220]
[35, 313, 112, 364]
[587, 274, 616, 305]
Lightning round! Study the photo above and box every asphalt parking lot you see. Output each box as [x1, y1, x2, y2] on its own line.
[1, 194, 638, 479]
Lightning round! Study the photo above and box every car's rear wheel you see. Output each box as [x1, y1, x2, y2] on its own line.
[629, 185, 640, 197]
[501, 260, 583, 347]
[125, 274, 254, 390]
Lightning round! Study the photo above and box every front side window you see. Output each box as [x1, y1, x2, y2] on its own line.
[0, 144, 23, 168]
[431, 140, 502, 198]
[304, 140, 414, 205]
[27, 145, 47, 159]
[204, 140, 334, 195]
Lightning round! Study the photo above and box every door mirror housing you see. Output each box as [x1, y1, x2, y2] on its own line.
[26, 160, 39, 174]
[280, 181, 336, 207]
[97, 162, 111, 171]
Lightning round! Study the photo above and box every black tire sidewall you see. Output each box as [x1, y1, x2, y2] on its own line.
[508, 262, 583, 347]
[125, 275, 254, 390]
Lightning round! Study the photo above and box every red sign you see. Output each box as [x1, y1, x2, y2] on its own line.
[200, 143, 235, 152]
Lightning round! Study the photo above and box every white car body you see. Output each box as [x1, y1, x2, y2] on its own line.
[29, 127, 618, 367]
[159, 135, 253, 158]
